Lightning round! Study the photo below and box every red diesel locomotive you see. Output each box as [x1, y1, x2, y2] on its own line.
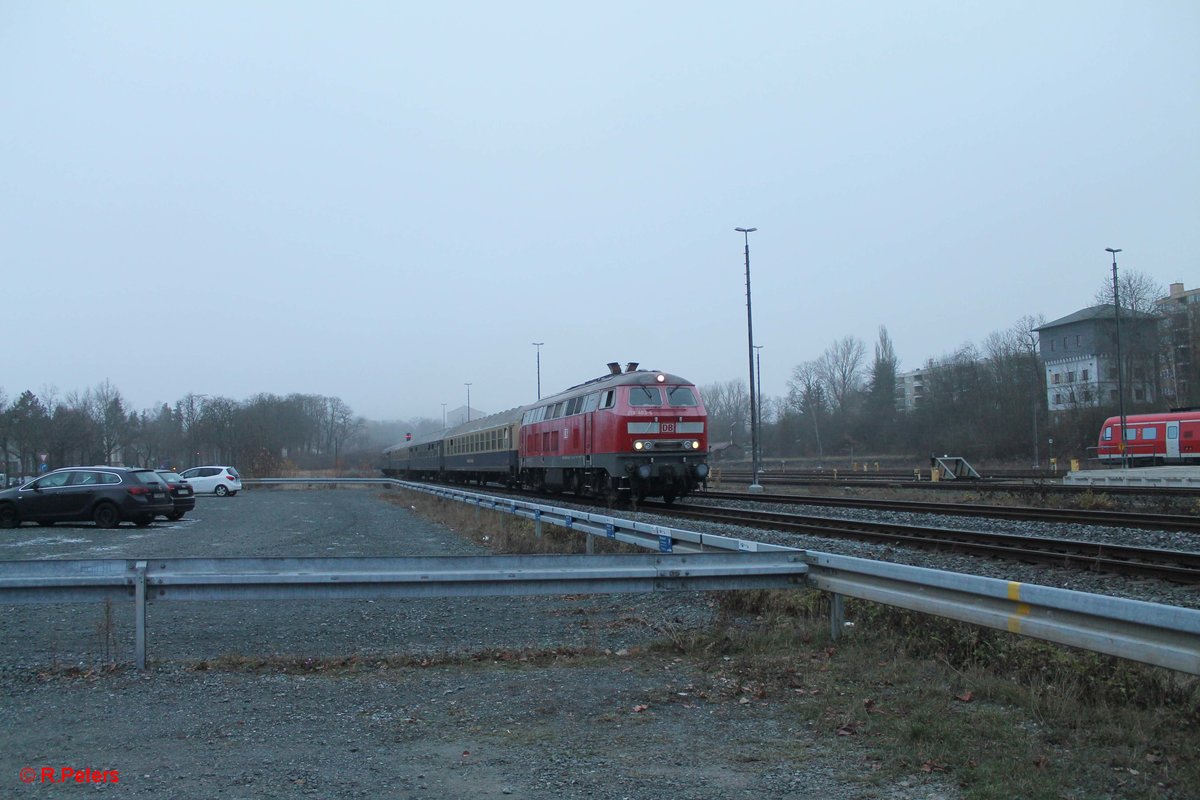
[1096, 409, 1200, 465]
[382, 362, 710, 502]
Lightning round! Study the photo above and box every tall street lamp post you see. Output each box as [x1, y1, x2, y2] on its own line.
[736, 227, 763, 492]
[441, 403, 447, 430]
[464, 383, 472, 423]
[754, 345, 764, 471]
[1107, 247, 1128, 469]
[532, 342, 544, 400]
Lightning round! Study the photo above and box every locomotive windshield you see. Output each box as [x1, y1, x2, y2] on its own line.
[628, 386, 663, 406]
[667, 387, 698, 407]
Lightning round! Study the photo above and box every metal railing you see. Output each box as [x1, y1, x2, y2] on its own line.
[0, 477, 1197, 674]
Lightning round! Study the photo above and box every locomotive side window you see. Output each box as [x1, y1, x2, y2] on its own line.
[628, 386, 663, 406]
[582, 393, 599, 412]
[599, 391, 615, 409]
[667, 387, 698, 406]
[567, 397, 582, 415]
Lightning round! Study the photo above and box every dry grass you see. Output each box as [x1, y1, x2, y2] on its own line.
[385, 486, 1200, 799]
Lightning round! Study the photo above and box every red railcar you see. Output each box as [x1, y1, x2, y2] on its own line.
[1096, 410, 1200, 465]
[519, 363, 708, 502]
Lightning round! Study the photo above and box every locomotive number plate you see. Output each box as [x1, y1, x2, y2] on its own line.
[660, 422, 675, 433]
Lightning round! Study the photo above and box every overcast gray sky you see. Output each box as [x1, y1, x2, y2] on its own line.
[3, 2, 1197, 422]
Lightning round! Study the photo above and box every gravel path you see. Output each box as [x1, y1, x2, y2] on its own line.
[0, 488, 960, 800]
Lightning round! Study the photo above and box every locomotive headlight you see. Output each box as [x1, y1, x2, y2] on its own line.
[634, 441, 644, 450]
[656, 373, 666, 383]
[689, 440, 701, 450]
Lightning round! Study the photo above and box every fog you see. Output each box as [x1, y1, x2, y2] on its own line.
[3, 2, 1197, 422]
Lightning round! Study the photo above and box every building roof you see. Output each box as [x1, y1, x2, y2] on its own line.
[1035, 304, 1159, 331]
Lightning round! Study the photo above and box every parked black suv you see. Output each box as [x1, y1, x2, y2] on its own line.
[0, 466, 174, 528]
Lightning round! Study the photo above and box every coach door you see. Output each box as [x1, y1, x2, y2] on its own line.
[1166, 422, 1180, 460]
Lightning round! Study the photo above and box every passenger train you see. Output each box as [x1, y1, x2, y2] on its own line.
[381, 363, 710, 503]
[1096, 409, 1200, 465]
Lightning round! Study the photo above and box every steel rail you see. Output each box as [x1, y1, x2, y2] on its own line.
[698, 489, 1200, 533]
[645, 503, 1200, 584]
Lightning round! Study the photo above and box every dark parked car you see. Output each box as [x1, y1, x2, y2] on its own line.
[0, 466, 173, 529]
[155, 470, 196, 520]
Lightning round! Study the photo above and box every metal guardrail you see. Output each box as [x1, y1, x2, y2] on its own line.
[0, 552, 806, 669]
[381, 479, 1200, 675]
[1, 477, 1197, 675]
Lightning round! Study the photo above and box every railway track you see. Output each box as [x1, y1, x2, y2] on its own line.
[639, 501, 1200, 584]
[711, 471, 1200, 497]
[696, 489, 1200, 533]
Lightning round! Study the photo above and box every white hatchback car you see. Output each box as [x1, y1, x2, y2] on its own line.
[180, 466, 243, 496]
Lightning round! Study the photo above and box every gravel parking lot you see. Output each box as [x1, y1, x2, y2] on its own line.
[0, 487, 960, 800]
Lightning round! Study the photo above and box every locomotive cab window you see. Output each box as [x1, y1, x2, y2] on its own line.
[1103, 427, 1112, 441]
[628, 386, 663, 406]
[599, 391, 615, 409]
[667, 387, 698, 406]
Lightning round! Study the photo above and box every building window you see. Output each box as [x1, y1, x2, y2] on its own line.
[1075, 334, 1081, 346]
[1050, 340, 1056, 352]
[1052, 373, 1061, 384]
[1082, 369, 1089, 381]
[1067, 371, 1075, 383]
[1054, 393, 1062, 404]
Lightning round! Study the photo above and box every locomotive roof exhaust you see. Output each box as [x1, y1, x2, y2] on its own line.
[607, 362, 622, 375]
[625, 362, 639, 373]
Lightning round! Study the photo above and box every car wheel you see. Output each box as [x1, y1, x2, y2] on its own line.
[215, 484, 229, 496]
[134, 517, 154, 527]
[92, 503, 121, 529]
[0, 505, 18, 528]
[167, 511, 185, 520]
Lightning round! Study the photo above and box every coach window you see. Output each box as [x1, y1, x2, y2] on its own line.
[1143, 428, 1157, 440]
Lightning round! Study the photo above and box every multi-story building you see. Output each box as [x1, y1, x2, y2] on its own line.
[1157, 282, 1200, 407]
[1035, 305, 1159, 412]
[894, 368, 927, 413]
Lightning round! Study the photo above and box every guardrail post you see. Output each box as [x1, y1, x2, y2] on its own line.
[534, 509, 542, 538]
[829, 592, 844, 641]
[134, 560, 148, 670]
[585, 534, 595, 554]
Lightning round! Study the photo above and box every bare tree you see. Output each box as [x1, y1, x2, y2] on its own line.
[786, 361, 826, 457]
[699, 380, 749, 445]
[816, 336, 866, 413]
[1093, 269, 1167, 314]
